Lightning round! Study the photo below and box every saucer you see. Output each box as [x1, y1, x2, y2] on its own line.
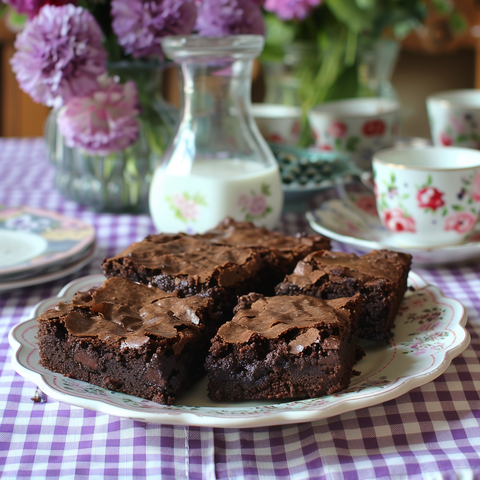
[306, 183, 480, 267]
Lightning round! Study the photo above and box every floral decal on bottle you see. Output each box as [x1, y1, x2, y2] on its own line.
[166, 192, 207, 223]
[238, 183, 272, 222]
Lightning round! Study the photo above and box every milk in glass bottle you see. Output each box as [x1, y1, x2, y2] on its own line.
[149, 35, 283, 234]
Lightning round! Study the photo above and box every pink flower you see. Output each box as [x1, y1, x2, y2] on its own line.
[196, 0, 265, 36]
[264, 0, 322, 20]
[57, 76, 140, 155]
[444, 212, 478, 234]
[327, 121, 347, 139]
[416, 186, 445, 211]
[249, 194, 267, 216]
[383, 207, 416, 233]
[111, 0, 197, 59]
[471, 171, 480, 202]
[10, 4, 107, 108]
[173, 194, 199, 220]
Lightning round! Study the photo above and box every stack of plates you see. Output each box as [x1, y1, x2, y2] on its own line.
[0, 207, 96, 292]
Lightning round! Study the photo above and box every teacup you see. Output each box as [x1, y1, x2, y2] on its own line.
[426, 89, 480, 148]
[251, 103, 302, 145]
[308, 97, 400, 171]
[372, 146, 480, 247]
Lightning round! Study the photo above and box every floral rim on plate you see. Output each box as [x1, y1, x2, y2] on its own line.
[9, 272, 469, 428]
[0, 206, 95, 276]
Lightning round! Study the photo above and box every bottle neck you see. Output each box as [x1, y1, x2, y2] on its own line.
[179, 58, 254, 125]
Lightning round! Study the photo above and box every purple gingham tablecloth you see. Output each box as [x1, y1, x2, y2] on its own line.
[1, 138, 480, 480]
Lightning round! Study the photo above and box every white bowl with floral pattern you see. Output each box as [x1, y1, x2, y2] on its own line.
[251, 103, 302, 145]
[308, 97, 400, 171]
[372, 146, 480, 247]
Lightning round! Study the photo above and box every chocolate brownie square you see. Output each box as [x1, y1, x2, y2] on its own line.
[205, 217, 331, 274]
[205, 293, 362, 401]
[37, 277, 221, 405]
[101, 233, 284, 314]
[275, 249, 412, 341]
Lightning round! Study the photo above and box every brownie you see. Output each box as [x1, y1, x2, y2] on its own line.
[205, 217, 331, 274]
[100, 233, 284, 315]
[205, 293, 362, 401]
[37, 277, 221, 405]
[275, 249, 412, 342]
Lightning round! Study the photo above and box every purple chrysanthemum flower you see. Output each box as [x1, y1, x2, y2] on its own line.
[195, 0, 265, 36]
[111, 0, 197, 59]
[5, 0, 74, 19]
[57, 76, 141, 156]
[264, 0, 322, 21]
[10, 4, 107, 108]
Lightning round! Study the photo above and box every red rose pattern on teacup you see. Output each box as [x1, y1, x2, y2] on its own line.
[373, 147, 480, 245]
[308, 98, 400, 171]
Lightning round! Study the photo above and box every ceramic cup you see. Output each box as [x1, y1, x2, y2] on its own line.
[308, 97, 400, 171]
[372, 146, 480, 247]
[251, 103, 302, 145]
[426, 89, 480, 148]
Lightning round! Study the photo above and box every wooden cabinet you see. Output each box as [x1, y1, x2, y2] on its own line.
[0, 21, 49, 137]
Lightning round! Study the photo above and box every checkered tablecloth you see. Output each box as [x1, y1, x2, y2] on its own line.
[1, 138, 480, 480]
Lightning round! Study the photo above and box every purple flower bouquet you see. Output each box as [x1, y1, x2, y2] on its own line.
[6, 0, 266, 212]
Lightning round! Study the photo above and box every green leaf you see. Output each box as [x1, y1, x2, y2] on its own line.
[325, 0, 374, 33]
[449, 11, 468, 33]
[430, 0, 453, 14]
[261, 183, 271, 196]
[452, 205, 464, 211]
[346, 136, 360, 152]
[457, 134, 468, 143]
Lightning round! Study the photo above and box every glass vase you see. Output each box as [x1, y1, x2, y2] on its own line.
[149, 35, 284, 234]
[45, 61, 177, 214]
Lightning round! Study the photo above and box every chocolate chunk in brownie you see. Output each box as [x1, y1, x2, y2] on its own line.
[37, 277, 221, 405]
[275, 249, 412, 342]
[205, 217, 331, 274]
[205, 293, 362, 402]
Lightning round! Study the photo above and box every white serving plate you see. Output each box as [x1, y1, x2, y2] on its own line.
[9, 272, 469, 428]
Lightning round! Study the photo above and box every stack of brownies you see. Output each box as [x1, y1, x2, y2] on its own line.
[37, 218, 412, 405]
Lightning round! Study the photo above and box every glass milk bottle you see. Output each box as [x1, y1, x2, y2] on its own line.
[149, 35, 283, 234]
